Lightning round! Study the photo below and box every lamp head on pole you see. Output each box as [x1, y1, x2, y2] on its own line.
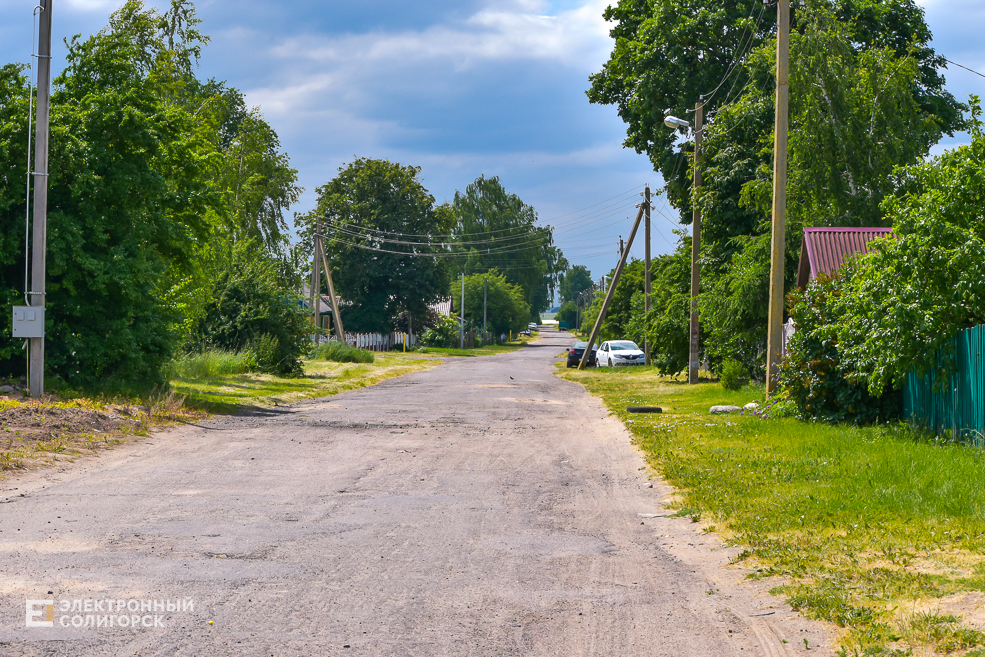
[664, 115, 690, 130]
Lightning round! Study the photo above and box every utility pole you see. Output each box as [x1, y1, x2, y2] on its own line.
[483, 276, 488, 345]
[312, 220, 322, 345]
[644, 185, 651, 366]
[765, 0, 790, 396]
[619, 236, 624, 257]
[29, 0, 52, 397]
[689, 102, 703, 385]
[459, 272, 465, 349]
[317, 236, 345, 340]
[579, 202, 647, 370]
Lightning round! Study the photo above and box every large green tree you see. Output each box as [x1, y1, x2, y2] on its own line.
[560, 265, 593, 304]
[307, 158, 454, 333]
[451, 270, 530, 336]
[0, 0, 304, 391]
[832, 102, 985, 395]
[450, 176, 567, 319]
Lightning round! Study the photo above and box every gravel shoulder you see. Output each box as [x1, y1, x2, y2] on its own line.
[0, 330, 830, 656]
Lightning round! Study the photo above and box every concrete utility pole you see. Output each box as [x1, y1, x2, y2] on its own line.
[29, 0, 52, 398]
[578, 202, 647, 370]
[688, 102, 703, 385]
[765, 0, 790, 396]
[483, 277, 488, 345]
[644, 185, 651, 366]
[459, 272, 465, 349]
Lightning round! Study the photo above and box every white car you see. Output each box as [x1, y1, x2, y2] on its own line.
[595, 340, 645, 367]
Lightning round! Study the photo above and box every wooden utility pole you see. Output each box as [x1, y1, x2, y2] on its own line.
[689, 102, 703, 385]
[578, 202, 647, 370]
[312, 220, 322, 345]
[483, 277, 488, 345]
[619, 236, 624, 257]
[765, 0, 790, 396]
[644, 185, 651, 366]
[29, 0, 52, 397]
[317, 236, 345, 340]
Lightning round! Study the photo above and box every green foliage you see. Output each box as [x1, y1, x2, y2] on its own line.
[832, 103, 985, 395]
[168, 349, 255, 379]
[719, 359, 748, 391]
[0, 1, 302, 394]
[555, 301, 577, 327]
[451, 176, 567, 317]
[590, 0, 963, 382]
[308, 341, 375, 364]
[560, 265, 593, 304]
[451, 270, 530, 336]
[780, 275, 901, 423]
[188, 241, 310, 377]
[303, 158, 453, 333]
[420, 315, 460, 349]
[628, 235, 691, 375]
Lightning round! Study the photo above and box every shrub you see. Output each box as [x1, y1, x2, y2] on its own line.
[719, 359, 748, 391]
[420, 315, 460, 348]
[309, 341, 375, 364]
[168, 349, 255, 379]
[780, 274, 900, 423]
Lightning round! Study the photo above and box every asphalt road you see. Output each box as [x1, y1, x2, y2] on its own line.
[0, 331, 828, 656]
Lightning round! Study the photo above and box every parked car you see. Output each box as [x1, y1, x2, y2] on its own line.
[528, 322, 538, 330]
[566, 341, 598, 368]
[595, 340, 645, 367]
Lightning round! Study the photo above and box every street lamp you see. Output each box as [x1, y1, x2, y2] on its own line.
[664, 116, 690, 130]
[665, 106, 703, 385]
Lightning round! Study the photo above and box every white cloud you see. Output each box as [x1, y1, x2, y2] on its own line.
[270, 0, 611, 71]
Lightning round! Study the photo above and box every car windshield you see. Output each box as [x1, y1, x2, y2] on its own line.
[573, 342, 587, 349]
[609, 341, 639, 351]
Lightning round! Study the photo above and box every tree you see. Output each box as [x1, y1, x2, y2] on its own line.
[451, 176, 567, 318]
[0, 1, 303, 392]
[555, 302, 578, 328]
[307, 158, 454, 333]
[560, 265, 593, 304]
[451, 270, 530, 337]
[628, 235, 692, 375]
[187, 240, 310, 377]
[832, 100, 985, 395]
[589, 0, 962, 219]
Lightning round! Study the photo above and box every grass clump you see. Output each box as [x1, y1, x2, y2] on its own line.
[309, 341, 375, 364]
[558, 364, 985, 656]
[718, 359, 748, 391]
[168, 349, 255, 379]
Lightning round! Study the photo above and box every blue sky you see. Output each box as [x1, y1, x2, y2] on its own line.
[0, 0, 982, 283]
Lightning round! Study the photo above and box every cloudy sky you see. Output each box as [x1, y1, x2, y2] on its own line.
[0, 0, 981, 283]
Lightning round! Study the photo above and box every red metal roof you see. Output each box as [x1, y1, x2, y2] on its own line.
[796, 227, 893, 288]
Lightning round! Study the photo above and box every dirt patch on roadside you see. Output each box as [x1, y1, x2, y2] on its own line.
[0, 394, 197, 475]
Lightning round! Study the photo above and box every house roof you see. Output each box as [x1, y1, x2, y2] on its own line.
[796, 227, 893, 289]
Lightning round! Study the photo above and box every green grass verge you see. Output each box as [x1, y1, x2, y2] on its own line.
[171, 356, 437, 413]
[558, 363, 985, 657]
[412, 334, 535, 357]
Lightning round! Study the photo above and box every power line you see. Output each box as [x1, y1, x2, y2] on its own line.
[946, 58, 985, 79]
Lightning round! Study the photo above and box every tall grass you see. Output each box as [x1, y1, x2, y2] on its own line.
[168, 349, 255, 379]
[308, 341, 375, 364]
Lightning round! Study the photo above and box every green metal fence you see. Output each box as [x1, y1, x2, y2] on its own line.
[904, 324, 985, 442]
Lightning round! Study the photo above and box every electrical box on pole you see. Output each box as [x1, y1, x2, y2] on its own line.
[12, 307, 45, 338]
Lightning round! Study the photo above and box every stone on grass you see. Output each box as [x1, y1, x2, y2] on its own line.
[743, 402, 760, 411]
[0, 385, 13, 393]
[710, 405, 741, 414]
